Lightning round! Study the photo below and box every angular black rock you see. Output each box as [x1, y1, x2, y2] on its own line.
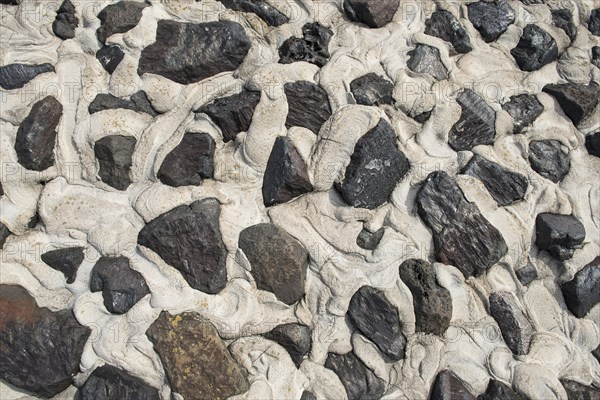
[238, 223, 309, 305]
[592, 46, 600, 69]
[324, 352, 386, 400]
[264, 323, 311, 367]
[430, 370, 476, 400]
[347, 286, 405, 361]
[96, 45, 124, 74]
[399, 259, 452, 336]
[407, 44, 448, 81]
[511, 24, 558, 71]
[15, 96, 62, 171]
[460, 154, 528, 206]
[356, 227, 385, 250]
[41, 247, 85, 284]
[89, 93, 137, 114]
[448, 89, 496, 151]
[515, 261, 538, 286]
[195, 90, 261, 142]
[336, 119, 410, 209]
[94, 135, 136, 190]
[561, 257, 600, 318]
[552, 9, 576, 42]
[130, 91, 159, 117]
[96, 1, 149, 43]
[157, 132, 215, 187]
[416, 171, 508, 277]
[90, 256, 150, 314]
[535, 213, 585, 261]
[589, 8, 600, 36]
[76, 364, 160, 400]
[585, 132, 600, 157]
[0, 285, 91, 398]
[414, 110, 432, 123]
[424, 10, 472, 53]
[560, 379, 600, 400]
[301, 391, 317, 400]
[350, 73, 394, 106]
[501, 94, 544, 134]
[279, 22, 333, 67]
[0, 63, 55, 90]
[477, 380, 522, 400]
[138, 198, 228, 294]
[27, 213, 39, 229]
[489, 291, 533, 355]
[284, 81, 332, 134]
[53, 0, 78, 40]
[343, 0, 400, 28]
[467, 0, 515, 42]
[528, 139, 570, 183]
[542, 82, 600, 126]
[218, 0, 288, 26]
[138, 20, 251, 84]
[0, 222, 11, 248]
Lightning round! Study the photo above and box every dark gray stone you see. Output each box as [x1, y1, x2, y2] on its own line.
[238, 223, 309, 305]
[528, 139, 570, 183]
[262, 136, 313, 207]
[467, 0, 515, 42]
[449, 89, 496, 151]
[543, 82, 600, 126]
[430, 370, 476, 400]
[502, 94, 544, 134]
[561, 257, 600, 318]
[0, 63, 55, 90]
[96, 1, 148, 43]
[217, 0, 288, 26]
[519, 0, 544, 4]
[515, 261, 538, 286]
[0, 0, 21, 4]
[560, 379, 600, 400]
[284, 81, 332, 134]
[424, 10, 472, 54]
[399, 259, 452, 336]
[593, 46, 600, 68]
[552, 9, 576, 42]
[0, 222, 11, 248]
[279, 22, 333, 67]
[89, 93, 137, 114]
[416, 171, 508, 277]
[138, 20, 251, 84]
[460, 154, 528, 206]
[41, 247, 85, 284]
[585, 132, 600, 157]
[511, 24, 558, 71]
[350, 73, 395, 106]
[343, 0, 400, 28]
[477, 379, 523, 400]
[94, 135, 136, 190]
[335, 119, 410, 209]
[15, 96, 62, 171]
[130, 91, 159, 117]
[157, 132, 215, 187]
[407, 44, 448, 80]
[53, 0, 78, 40]
[76, 364, 159, 400]
[589, 8, 600, 36]
[264, 323, 311, 367]
[301, 391, 317, 400]
[593, 345, 600, 363]
[414, 110, 432, 123]
[489, 291, 533, 355]
[356, 227, 385, 250]
[96, 45, 124, 74]
[138, 198, 228, 294]
[535, 213, 585, 261]
[324, 352, 385, 400]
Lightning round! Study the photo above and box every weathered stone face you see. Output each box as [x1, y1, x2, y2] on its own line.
[489, 291, 533, 355]
[511, 24, 558, 71]
[343, 0, 400, 28]
[429, 370, 476, 400]
[407, 44, 448, 81]
[535, 213, 585, 261]
[264, 323, 311, 366]
[467, 0, 515, 42]
[561, 257, 600, 318]
[542, 82, 600, 126]
[94, 135, 137, 190]
[158, 132, 215, 187]
[279, 22, 333, 67]
[76, 364, 160, 400]
[41, 247, 85, 284]
[448, 89, 496, 151]
[350, 73, 395, 106]
[284, 81, 332, 134]
[324, 351, 386, 400]
[528, 140, 570, 183]
[53, 0, 78, 40]
[217, 0, 288, 26]
[96, 45, 124, 74]
[502, 94, 544, 134]
[0, 63, 55, 90]
[96, 1, 148, 43]
[424, 10, 472, 53]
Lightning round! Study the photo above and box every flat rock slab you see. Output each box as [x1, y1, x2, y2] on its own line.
[552, 9, 576, 41]
[407, 44, 448, 80]
[477, 379, 522, 400]
[41, 247, 85, 284]
[430, 370, 476, 400]
[0, 63, 55, 90]
[356, 227, 385, 250]
[416, 171, 508, 277]
[264, 323, 311, 367]
[146, 311, 249, 400]
[76, 364, 159, 400]
[138, 198, 228, 294]
[489, 291, 533, 355]
[217, 0, 288, 26]
[158, 132, 215, 187]
[96, 1, 148, 43]
[528, 139, 570, 183]
[343, 0, 400, 28]
[467, 0, 515, 42]
[511, 24, 558, 71]
[53, 0, 78, 40]
[324, 352, 386, 400]
[424, 10, 472, 53]
[94, 135, 136, 190]
[561, 257, 600, 318]
[535, 213, 585, 261]
[449, 89, 496, 151]
[560, 379, 600, 400]
[138, 20, 251, 84]
[238, 223, 309, 305]
[586, 132, 600, 157]
[279, 22, 333, 67]
[96, 45, 124, 74]
[502, 94, 544, 134]
[350, 73, 395, 106]
[542, 82, 600, 126]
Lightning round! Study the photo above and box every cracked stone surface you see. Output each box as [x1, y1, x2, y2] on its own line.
[528, 139, 571, 183]
[511, 24, 558, 71]
[489, 291, 534, 355]
[424, 10, 472, 53]
[343, 0, 400, 29]
[407, 44, 449, 81]
[467, 0, 515, 42]
[448, 89, 496, 151]
[535, 213, 585, 261]
[0, 63, 54, 90]
[502, 94, 544, 134]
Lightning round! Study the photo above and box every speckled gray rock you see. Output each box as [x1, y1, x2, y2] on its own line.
[96, 1, 148, 43]
[552, 9, 576, 41]
[0, 63, 55, 90]
[324, 352, 386, 400]
[336, 119, 410, 209]
[130, 91, 159, 117]
[560, 379, 600, 400]
[467, 0, 515, 42]
[94, 135, 136, 190]
[424, 10, 472, 53]
[543, 82, 600, 126]
[511, 24, 558, 71]
[449, 89, 496, 151]
[350, 73, 394, 106]
[347, 286, 406, 361]
[528, 139, 570, 183]
[561, 257, 600, 318]
[430, 370, 476, 400]
[53, 0, 78, 40]
[515, 261, 538, 286]
[138, 198, 228, 294]
[157, 132, 215, 187]
[284, 81, 332, 134]
[96, 45, 124, 74]
[535, 213, 585, 261]
[41, 247, 85, 284]
[76, 364, 159, 400]
[343, 0, 400, 28]
[279, 22, 333, 67]
[0, 222, 10, 248]
[301, 391, 317, 400]
[477, 380, 522, 400]
[589, 8, 600, 36]
[489, 291, 533, 355]
[356, 227, 385, 250]
[586, 132, 600, 157]
[264, 323, 311, 367]
[238, 223, 309, 305]
[502, 94, 544, 134]
[407, 44, 448, 80]
[218, 0, 288, 26]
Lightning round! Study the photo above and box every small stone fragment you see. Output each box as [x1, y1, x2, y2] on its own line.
[528, 139, 570, 183]
[477, 379, 522, 400]
[284, 81, 332, 134]
[350, 73, 395, 106]
[561, 257, 600, 318]
[96, 1, 149, 43]
[593, 345, 600, 363]
[448, 89, 496, 151]
[589, 8, 600, 36]
[238, 223, 309, 305]
[94, 135, 136, 190]
[542, 82, 600, 126]
[343, 0, 400, 28]
[0, 222, 11, 248]
[130, 91, 159, 117]
[301, 391, 317, 400]
[511, 24, 558, 71]
[535, 213, 585, 261]
[560, 379, 600, 400]
[501, 94, 544, 134]
[593, 47, 600, 68]
[264, 323, 311, 367]
[96, 45, 124, 74]
[489, 291, 533, 355]
[76, 364, 160, 400]
[467, 0, 515, 42]
[356, 227, 385, 250]
[414, 110, 432, 123]
[430, 370, 476, 400]
[552, 9, 576, 41]
[41, 247, 85, 284]
[0, 63, 55, 90]
[89, 93, 137, 114]
[218, 0, 288, 26]
[279, 22, 333, 67]
[407, 44, 448, 80]
[158, 132, 215, 187]
[515, 261, 538, 286]
[424, 10, 472, 53]
[53, 0, 78, 40]
[324, 352, 385, 400]
[585, 132, 600, 157]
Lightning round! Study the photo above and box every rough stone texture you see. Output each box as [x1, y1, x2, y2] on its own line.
[586, 132, 600, 157]
[195, 90, 261, 142]
[324, 352, 386, 400]
[279, 22, 333, 67]
[218, 0, 288, 26]
[460, 154, 528, 206]
[147, 311, 249, 400]
[301, 391, 317, 400]
[407, 44, 448, 80]
[138, 198, 228, 294]
[96, 45, 124, 74]
[511, 24, 558, 71]
[560, 379, 600, 400]
[0, 285, 91, 398]
[356, 227, 385, 250]
[593, 46, 600, 68]
[94, 135, 136, 190]
[350, 73, 395, 106]
[535, 213, 585, 261]
[467, 0, 515, 42]
[347, 286, 406, 361]
[89, 93, 137, 114]
[489, 291, 533, 355]
[96, 1, 148, 43]
[448, 89, 496, 151]
[130, 90, 159, 117]
[552, 9, 577, 41]
[589, 8, 600, 36]
[284, 81, 332, 134]
[157, 132, 215, 187]
[0, 63, 55, 90]
[424, 10, 472, 53]
[414, 110, 432, 123]
[138, 20, 251, 85]
[515, 262, 538, 286]
[238, 223, 309, 305]
[15, 96, 63, 171]
[593, 345, 600, 363]
[90, 256, 150, 314]
[76, 364, 160, 400]
[416, 171, 508, 277]
[528, 139, 570, 183]
[264, 323, 311, 367]
[561, 257, 600, 318]
[501, 94, 544, 134]
[0, 222, 10, 248]
[399, 259, 452, 336]
[542, 82, 600, 126]
[262, 136, 313, 207]
[335, 119, 410, 209]
[41, 247, 85, 284]
[53, 0, 78, 40]
[477, 379, 522, 400]
[430, 370, 476, 400]
[343, 0, 400, 28]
